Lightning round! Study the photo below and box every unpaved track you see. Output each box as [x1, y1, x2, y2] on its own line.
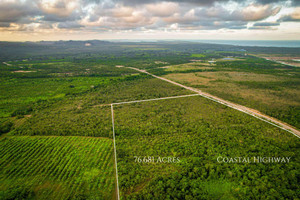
[127, 67, 300, 138]
[3, 62, 12, 66]
[111, 104, 120, 200]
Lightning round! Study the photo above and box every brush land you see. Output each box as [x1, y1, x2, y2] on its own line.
[0, 40, 299, 199]
[114, 96, 299, 199]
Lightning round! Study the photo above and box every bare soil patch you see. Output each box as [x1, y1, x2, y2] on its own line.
[13, 70, 36, 73]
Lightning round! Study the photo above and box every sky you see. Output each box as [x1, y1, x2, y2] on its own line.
[0, 0, 299, 41]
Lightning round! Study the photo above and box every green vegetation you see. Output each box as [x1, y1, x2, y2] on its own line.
[162, 57, 300, 129]
[0, 41, 299, 199]
[191, 54, 206, 58]
[114, 96, 299, 199]
[0, 76, 116, 118]
[12, 106, 112, 137]
[0, 136, 115, 200]
[2, 75, 190, 137]
[163, 62, 215, 73]
[1, 60, 190, 137]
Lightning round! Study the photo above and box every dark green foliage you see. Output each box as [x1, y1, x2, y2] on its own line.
[235, 80, 300, 90]
[5, 74, 190, 137]
[149, 67, 217, 76]
[11, 106, 33, 117]
[0, 186, 35, 200]
[0, 120, 13, 135]
[266, 106, 300, 129]
[114, 96, 300, 199]
[12, 106, 112, 137]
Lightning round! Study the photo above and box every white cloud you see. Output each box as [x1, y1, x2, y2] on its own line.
[0, 0, 299, 40]
[146, 2, 179, 17]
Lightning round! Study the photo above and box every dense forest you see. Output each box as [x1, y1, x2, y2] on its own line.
[114, 96, 299, 199]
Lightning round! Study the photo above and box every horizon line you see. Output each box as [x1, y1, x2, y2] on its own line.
[1, 39, 300, 42]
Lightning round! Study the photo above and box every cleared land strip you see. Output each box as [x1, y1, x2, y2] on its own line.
[126, 67, 300, 138]
[111, 105, 120, 200]
[112, 94, 200, 105]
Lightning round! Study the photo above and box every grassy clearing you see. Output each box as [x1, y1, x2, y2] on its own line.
[0, 136, 115, 200]
[191, 54, 206, 58]
[163, 64, 300, 129]
[164, 62, 214, 72]
[114, 96, 299, 199]
[165, 71, 290, 85]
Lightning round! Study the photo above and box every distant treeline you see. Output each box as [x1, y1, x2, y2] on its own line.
[1, 40, 299, 62]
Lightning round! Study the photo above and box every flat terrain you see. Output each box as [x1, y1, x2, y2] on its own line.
[0, 41, 299, 200]
[127, 67, 300, 137]
[251, 54, 300, 67]
[0, 136, 115, 200]
[159, 57, 300, 129]
[114, 96, 299, 199]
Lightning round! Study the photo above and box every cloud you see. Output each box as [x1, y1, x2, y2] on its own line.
[39, 0, 82, 22]
[254, 0, 287, 4]
[250, 21, 280, 30]
[248, 26, 277, 30]
[0, 22, 11, 27]
[256, 0, 300, 6]
[38, 22, 54, 29]
[201, 21, 248, 30]
[278, 7, 300, 21]
[82, 0, 300, 9]
[112, 0, 230, 7]
[158, 3, 281, 30]
[146, 2, 179, 17]
[231, 4, 281, 21]
[57, 21, 84, 29]
[253, 22, 280, 26]
[0, 0, 82, 26]
[0, 0, 39, 23]
[0, 0, 298, 34]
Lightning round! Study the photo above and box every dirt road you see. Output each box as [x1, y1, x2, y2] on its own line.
[3, 62, 12, 66]
[127, 67, 300, 138]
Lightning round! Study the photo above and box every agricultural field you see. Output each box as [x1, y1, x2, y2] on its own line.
[114, 96, 300, 199]
[0, 136, 115, 200]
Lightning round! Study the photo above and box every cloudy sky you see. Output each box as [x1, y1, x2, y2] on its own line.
[0, 0, 299, 41]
